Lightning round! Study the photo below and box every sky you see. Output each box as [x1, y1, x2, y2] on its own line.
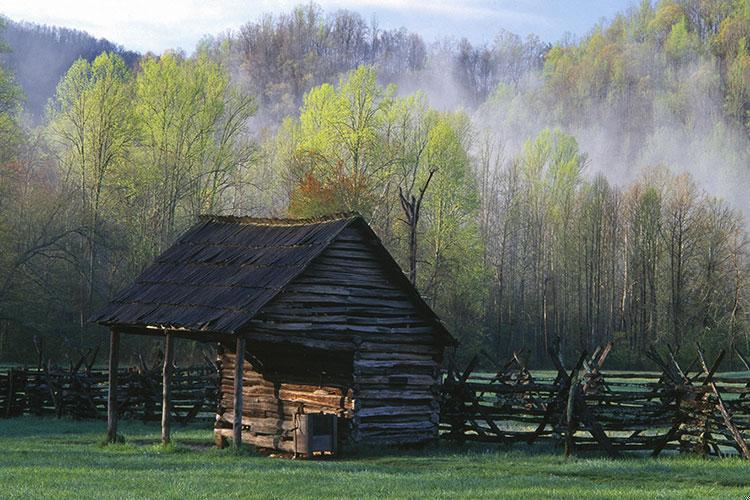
[0, 0, 634, 54]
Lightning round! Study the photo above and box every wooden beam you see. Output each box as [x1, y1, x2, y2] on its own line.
[161, 332, 174, 446]
[710, 382, 750, 460]
[578, 399, 620, 458]
[5, 368, 15, 417]
[107, 329, 120, 444]
[104, 324, 234, 344]
[701, 350, 725, 386]
[233, 336, 246, 449]
[565, 368, 581, 457]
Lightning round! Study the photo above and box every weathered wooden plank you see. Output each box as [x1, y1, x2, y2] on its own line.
[255, 313, 428, 328]
[354, 360, 437, 369]
[357, 421, 436, 431]
[283, 283, 405, 299]
[356, 405, 434, 418]
[357, 352, 436, 361]
[233, 336, 245, 448]
[711, 382, 750, 460]
[354, 374, 437, 386]
[355, 389, 435, 400]
[161, 332, 174, 445]
[248, 320, 435, 337]
[106, 329, 119, 444]
[214, 428, 297, 452]
[243, 332, 354, 351]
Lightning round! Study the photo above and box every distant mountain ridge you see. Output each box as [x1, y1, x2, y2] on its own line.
[0, 17, 139, 120]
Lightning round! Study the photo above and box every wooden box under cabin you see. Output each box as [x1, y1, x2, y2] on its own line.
[90, 213, 454, 457]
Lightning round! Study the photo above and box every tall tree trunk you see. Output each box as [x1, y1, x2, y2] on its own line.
[399, 169, 436, 286]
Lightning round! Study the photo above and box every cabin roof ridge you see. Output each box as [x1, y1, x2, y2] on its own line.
[198, 211, 361, 226]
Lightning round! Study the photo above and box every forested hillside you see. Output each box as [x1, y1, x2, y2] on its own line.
[0, 17, 139, 119]
[0, 1, 749, 368]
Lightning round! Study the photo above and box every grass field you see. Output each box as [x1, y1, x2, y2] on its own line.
[0, 418, 749, 499]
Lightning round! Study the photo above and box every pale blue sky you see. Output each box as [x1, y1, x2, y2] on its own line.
[0, 0, 634, 53]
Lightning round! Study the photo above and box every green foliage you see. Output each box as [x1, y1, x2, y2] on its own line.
[134, 52, 255, 247]
[648, 0, 685, 40]
[725, 38, 750, 126]
[0, 48, 256, 359]
[4, 1, 750, 370]
[281, 66, 483, 340]
[289, 65, 397, 217]
[665, 17, 700, 63]
[421, 113, 481, 298]
[0, 19, 23, 163]
[50, 52, 135, 212]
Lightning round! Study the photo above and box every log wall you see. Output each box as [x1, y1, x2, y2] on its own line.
[215, 225, 444, 449]
[215, 346, 354, 452]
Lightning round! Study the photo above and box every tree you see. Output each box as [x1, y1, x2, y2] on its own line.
[391, 92, 436, 285]
[287, 65, 397, 219]
[0, 18, 23, 163]
[134, 52, 255, 250]
[420, 113, 479, 302]
[661, 173, 702, 348]
[48, 52, 134, 335]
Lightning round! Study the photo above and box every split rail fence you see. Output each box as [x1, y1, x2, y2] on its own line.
[4, 341, 750, 461]
[441, 342, 750, 460]
[0, 358, 219, 422]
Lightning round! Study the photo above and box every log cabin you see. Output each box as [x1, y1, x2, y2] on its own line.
[91, 213, 455, 455]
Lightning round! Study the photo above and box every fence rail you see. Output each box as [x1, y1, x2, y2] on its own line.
[440, 342, 750, 460]
[0, 364, 219, 422]
[4, 341, 750, 460]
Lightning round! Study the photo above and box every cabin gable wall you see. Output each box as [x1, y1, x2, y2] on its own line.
[215, 224, 442, 449]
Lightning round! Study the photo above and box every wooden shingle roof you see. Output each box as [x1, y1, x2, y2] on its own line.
[91, 213, 454, 343]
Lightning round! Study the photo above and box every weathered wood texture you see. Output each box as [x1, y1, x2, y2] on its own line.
[0, 365, 218, 421]
[107, 329, 119, 443]
[442, 345, 750, 460]
[91, 214, 452, 343]
[232, 336, 245, 448]
[215, 347, 354, 453]
[214, 225, 444, 449]
[90, 213, 450, 453]
[161, 332, 174, 445]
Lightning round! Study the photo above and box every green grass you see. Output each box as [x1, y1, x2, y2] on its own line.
[0, 418, 749, 499]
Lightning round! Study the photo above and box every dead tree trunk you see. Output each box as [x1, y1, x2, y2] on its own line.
[399, 169, 436, 285]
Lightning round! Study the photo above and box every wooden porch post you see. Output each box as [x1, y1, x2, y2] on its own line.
[161, 332, 174, 445]
[107, 329, 120, 443]
[233, 335, 246, 448]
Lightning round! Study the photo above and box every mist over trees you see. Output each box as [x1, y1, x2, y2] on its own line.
[1, 1, 750, 368]
[0, 17, 139, 119]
